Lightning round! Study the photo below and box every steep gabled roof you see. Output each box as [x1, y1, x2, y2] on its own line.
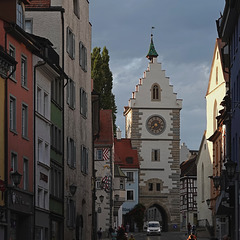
[94, 110, 113, 146]
[180, 154, 197, 177]
[114, 138, 139, 169]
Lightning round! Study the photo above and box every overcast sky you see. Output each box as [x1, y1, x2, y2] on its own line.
[90, 0, 225, 150]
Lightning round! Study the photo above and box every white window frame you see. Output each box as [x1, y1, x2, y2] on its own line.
[9, 44, 16, 80]
[152, 149, 160, 162]
[67, 138, 76, 168]
[25, 18, 33, 34]
[10, 95, 16, 132]
[11, 151, 18, 172]
[21, 55, 27, 87]
[80, 87, 87, 118]
[67, 27, 75, 59]
[126, 172, 134, 182]
[22, 103, 28, 138]
[81, 145, 88, 174]
[126, 190, 134, 201]
[23, 157, 29, 190]
[67, 198, 76, 228]
[67, 79, 76, 109]
[79, 41, 87, 71]
[73, 0, 80, 18]
[95, 149, 103, 160]
[16, 2, 24, 28]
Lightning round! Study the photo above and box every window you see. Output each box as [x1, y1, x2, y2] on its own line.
[9, 44, 16, 79]
[51, 78, 63, 107]
[67, 27, 75, 59]
[96, 180, 101, 189]
[50, 163, 62, 198]
[67, 199, 76, 227]
[10, 96, 16, 132]
[151, 84, 161, 101]
[67, 138, 76, 168]
[79, 42, 87, 71]
[80, 88, 87, 117]
[25, 19, 33, 33]
[38, 138, 43, 163]
[127, 190, 134, 201]
[156, 183, 160, 191]
[152, 149, 160, 161]
[126, 172, 134, 182]
[37, 87, 41, 113]
[95, 149, 103, 160]
[16, 2, 24, 28]
[67, 79, 75, 109]
[81, 145, 88, 174]
[21, 55, 27, 87]
[51, 125, 62, 153]
[149, 183, 153, 191]
[43, 92, 48, 117]
[44, 191, 48, 209]
[11, 152, 18, 172]
[73, 0, 80, 18]
[23, 158, 29, 190]
[38, 188, 42, 207]
[22, 103, 28, 138]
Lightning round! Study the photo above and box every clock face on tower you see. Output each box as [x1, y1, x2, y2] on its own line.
[146, 115, 166, 135]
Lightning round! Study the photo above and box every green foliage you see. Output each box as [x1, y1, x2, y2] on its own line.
[130, 203, 146, 231]
[91, 46, 117, 132]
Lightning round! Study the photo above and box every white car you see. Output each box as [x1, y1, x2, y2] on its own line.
[146, 221, 161, 236]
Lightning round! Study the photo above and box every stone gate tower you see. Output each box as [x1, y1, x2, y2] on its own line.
[123, 34, 182, 231]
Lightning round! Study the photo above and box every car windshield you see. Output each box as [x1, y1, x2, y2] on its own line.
[149, 223, 159, 227]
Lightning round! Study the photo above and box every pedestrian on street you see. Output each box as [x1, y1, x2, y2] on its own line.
[128, 234, 135, 240]
[97, 227, 102, 240]
[187, 223, 192, 235]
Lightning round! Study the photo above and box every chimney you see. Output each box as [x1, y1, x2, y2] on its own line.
[116, 126, 121, 140]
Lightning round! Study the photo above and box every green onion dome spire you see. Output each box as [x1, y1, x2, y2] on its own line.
[146, 34, 158, 61]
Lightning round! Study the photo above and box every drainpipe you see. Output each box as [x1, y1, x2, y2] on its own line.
[33, 60, 46, 240]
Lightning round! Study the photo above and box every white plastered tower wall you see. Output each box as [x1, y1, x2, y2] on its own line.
[124, 48, 182, 230]
[197, 39, 226, 226]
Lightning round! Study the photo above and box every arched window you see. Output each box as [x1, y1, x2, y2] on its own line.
[17, 2, 24, 28]
[151, 84, 161, 101]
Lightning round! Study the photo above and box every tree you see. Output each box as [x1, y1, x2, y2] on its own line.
[91, 46, 117, 132]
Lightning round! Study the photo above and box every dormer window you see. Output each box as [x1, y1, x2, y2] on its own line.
[17, 2, 24, 28]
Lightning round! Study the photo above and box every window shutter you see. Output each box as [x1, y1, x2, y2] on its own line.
[85, 92, 88, 117]
[81, 145, 84, 172]
[73, 141, 76, 168]
[79, 41, 83, 67]
[84, 47, 87, 71]
[67, 137, 70, 165]
[73, 34, 75, 59]
[80, 88, 83, 114]
[67, 80, 70, 105]
[73, 81, 76, 109]
[66, 27, 69, 54]
[86, 148, 88, 174]
[151, 149, 154, 161]
[157, 149, 160, 161]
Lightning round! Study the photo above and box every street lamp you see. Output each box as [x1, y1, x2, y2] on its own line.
[99, 195, 104, 203]
[11, 171, 22, 187]
[69, 183, 77, 196]
[224, 160, 237, 179]
[213, 176, 221, 189]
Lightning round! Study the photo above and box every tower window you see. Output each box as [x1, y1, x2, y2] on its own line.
[151, 84, 161, 101]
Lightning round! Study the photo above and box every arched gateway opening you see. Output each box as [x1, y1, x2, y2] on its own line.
[145, 204, 168, 232]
